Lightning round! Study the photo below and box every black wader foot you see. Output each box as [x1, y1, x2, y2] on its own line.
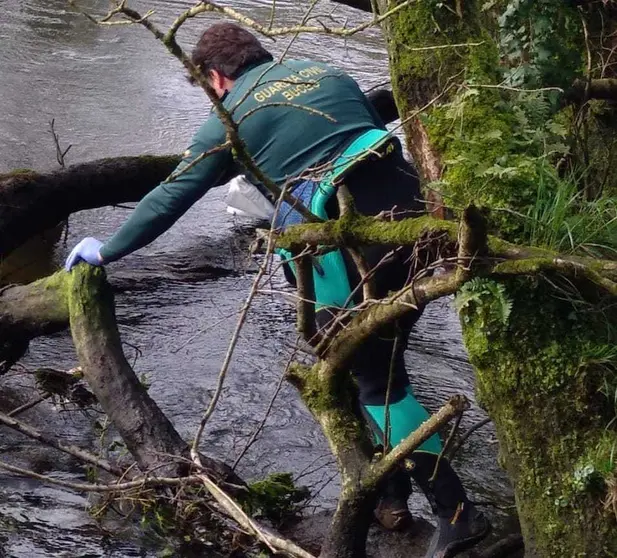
[374, 494, 413, 531]
[424, 503, 491, 558]
[373, 467, 414, 531]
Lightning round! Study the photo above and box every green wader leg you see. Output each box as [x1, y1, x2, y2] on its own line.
[362, 386, 443, 455]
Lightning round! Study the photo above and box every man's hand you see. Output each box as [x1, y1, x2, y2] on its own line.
[65, 237, 104, 271]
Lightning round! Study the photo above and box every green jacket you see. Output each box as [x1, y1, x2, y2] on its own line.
[100, 59, 385, 262]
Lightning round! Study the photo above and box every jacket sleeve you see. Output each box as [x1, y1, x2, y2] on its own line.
[100, 119, 232, 263]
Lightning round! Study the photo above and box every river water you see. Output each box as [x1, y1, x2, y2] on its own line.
[0, 1, 515, 556]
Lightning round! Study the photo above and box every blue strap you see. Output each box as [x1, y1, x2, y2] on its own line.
[275, 129, 392, 310]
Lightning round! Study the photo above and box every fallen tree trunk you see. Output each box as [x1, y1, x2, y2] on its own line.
[0, 155, 179, 258]
[0, 267, 239, 482]
[68, 266, 194, 477]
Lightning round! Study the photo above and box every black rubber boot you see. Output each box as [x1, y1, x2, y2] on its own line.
[423, 503, 491, 558]
[407, 452, 491, 558]
[374, 468, 413, 531]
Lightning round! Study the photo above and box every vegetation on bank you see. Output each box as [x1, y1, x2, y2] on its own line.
[384, 1, 617, 555]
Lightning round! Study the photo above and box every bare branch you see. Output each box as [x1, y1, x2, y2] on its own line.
[448, 417, 492, 460]
[163, 141, 232, 183]
[7, 394, 52, 417]
[0, 460, 202, 493]
[164, 0, 419, 39]
[48, 119, 72, 168]
[236, 102, 336, 126]
[195, 471, 316, 558]
[429, 409, 464, 483]
[0, 410, 125, 477]
[295, 254, 319, 343]
[190, 186, 290, 457]
[232, 359, 290, 470]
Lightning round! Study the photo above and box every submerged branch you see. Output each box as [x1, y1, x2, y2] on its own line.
[0, 460, 203, 493]
[0, 410, 125, 477]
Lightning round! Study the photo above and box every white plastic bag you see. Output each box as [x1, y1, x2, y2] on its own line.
[225, 175, 275, 220]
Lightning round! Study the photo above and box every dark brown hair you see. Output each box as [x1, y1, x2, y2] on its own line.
[188, 22, 273, 84]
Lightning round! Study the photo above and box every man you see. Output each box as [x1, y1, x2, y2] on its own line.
[65, 22, 490, 557]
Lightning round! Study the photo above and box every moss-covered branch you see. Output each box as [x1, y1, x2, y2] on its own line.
[273, 213, 617, 288]
[288, 364, 469, 557]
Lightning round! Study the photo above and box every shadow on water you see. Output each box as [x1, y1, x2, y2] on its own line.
[0, 1, 518, 556]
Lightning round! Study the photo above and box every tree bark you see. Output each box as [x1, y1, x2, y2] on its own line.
[68, 265, 193, 477]
[0, 268, 240, 483]
[375, 2, 617, 556]
[319, 493, 375, 558]
[0, 155, 179, 258]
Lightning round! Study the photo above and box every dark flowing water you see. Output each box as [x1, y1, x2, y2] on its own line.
[0, 1, 515, 556]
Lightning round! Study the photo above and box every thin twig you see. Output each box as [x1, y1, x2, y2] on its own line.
[447, 416, 492, 460]
[7, 394, 52, 417]
[383, 326, 401, 452]
[268, 0, 277, 31]
[232, 357, 292, 470]
[0, 460, 201, 493]
[162, 0, 419, 39]
[429, 409, 463, 483]
[190, 186, 289, 458]
[163, 141, 232, 183]
[48, 119, 72, 168]
[196, 471, 316, 558]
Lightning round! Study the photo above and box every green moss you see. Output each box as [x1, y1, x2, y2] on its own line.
[381, 2, 615, 554]
[35, 269, 68, 291]
[26, 270, 70, 319]
[424, 88, 567, 240]
[243, 472, 309, 524]
[383, 2, 588, 243]
[277, 214, 458, 252]
[0, 168, 39, 179]
[66, 264, 113, 337]
[289, 362, 364, 450]
[459, 276, 617, 556]
[386, 1, 496, 107]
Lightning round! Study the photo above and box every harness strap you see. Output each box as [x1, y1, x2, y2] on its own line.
[277, 129, 393, 310]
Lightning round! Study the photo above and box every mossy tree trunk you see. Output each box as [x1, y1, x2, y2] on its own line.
[373, 0, 617, 555]
[0, 267, 241, 483]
